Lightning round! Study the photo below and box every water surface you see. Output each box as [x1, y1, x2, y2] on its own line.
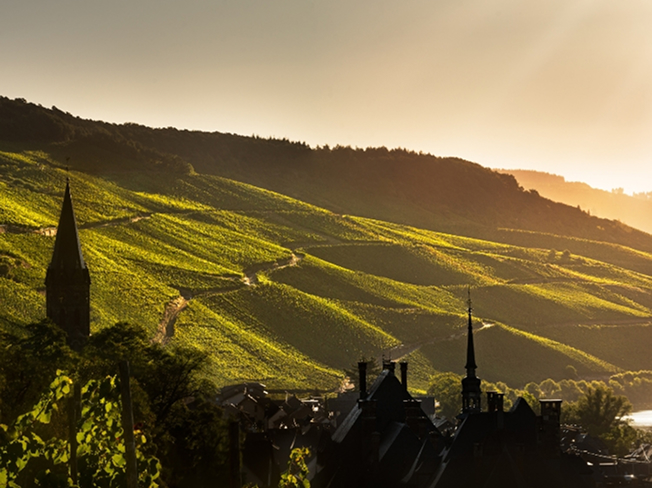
[626, 410, 652, 427]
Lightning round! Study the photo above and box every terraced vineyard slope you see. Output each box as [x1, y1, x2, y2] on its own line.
[3, 146, 652, 395]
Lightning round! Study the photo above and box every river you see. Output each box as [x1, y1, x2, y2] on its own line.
[626, 410, 652, 427]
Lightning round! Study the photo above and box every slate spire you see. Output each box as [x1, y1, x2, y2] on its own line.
[461, 287, 482, 414]
[49, 178, 86, 270]
[45, 178, 91, 350]
[464, 288, 477, 374]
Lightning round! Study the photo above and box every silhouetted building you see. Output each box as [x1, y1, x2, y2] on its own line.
[313, 360, 444, 488]
[429, 395, 594, 488]
[308, 296, 595, 488]
[429, 297, 594, 488]
[45, 179, 90, 350]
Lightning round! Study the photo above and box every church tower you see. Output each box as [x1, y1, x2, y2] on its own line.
[45, 179, 91, 350]
[461, 288, 482, 414]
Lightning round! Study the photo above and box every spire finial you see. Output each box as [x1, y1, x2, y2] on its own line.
[467, 286, 472, 328]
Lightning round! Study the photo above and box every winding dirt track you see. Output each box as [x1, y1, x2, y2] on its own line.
[154, 252, 304, 344]
[380, 323, 496, 363]
[242, 253, 304, 285]
[153, 296, 188, 345]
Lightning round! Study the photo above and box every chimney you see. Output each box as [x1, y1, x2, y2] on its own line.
[383, 360, 396, 374]
[487, 392, 504, 413]
[487, 392, 495, 412]
[358, 361, 368, 400]
[540, 399, 562, 421]
[539, 399, 562, 457]
[400, 361, 408, 391]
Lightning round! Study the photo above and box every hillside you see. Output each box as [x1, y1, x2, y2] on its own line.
[2, 98, 652, 399]
[499, 169, 652, 235]
[4, 96, 652, 254]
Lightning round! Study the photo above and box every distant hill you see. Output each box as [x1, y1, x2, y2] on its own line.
[3, 96, 652, 399]
[499, 169, 652, 235]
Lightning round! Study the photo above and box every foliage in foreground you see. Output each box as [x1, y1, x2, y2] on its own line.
[245, 447, 311, 488]
[0, 370, 160, 487]
[278, 448, 311, 488]
[0, 320, 232, 488]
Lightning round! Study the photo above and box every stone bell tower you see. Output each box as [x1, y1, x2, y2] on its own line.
[45, 179, 91, 350]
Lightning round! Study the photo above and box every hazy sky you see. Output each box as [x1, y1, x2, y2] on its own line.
[2, 0, 651, 193]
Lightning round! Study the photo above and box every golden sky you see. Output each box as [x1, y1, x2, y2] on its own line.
[2, 0, 651, 193]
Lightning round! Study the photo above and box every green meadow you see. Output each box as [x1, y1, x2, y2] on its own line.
[2, 149, 652, 396]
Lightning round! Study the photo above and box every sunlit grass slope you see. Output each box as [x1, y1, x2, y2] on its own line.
[529, 322, 652, 373]
[420, 322, 619, 386]
[2, 148, 652, 391]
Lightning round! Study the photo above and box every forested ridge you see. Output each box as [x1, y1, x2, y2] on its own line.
[2, 96, 651, 253]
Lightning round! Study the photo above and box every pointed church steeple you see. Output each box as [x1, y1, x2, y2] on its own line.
[49, 179, 86, 270]
[465, 288, 477, 373]
[461, 288, 482, 415]
[45, 178, 91, 350]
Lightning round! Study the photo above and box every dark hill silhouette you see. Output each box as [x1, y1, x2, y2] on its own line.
[499, 169, 652, 235]
[2, 96, 652, 253]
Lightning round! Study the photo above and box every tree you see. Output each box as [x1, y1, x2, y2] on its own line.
[164, 396, 231, 487]
[80, 322, 230, 487]
[81, 322, 210, 432]
[565, 365, 578, 380]
[560, 249, 572, 263]
[0, 320, 75, 423]
[427, 372, 462, 420]
[564, 385, 636, 456]
[539, 378, 561, 399]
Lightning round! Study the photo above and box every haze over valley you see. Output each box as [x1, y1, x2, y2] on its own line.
[499, 168, 652, 235]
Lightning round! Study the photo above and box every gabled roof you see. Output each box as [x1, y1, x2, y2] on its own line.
[331, 370, 413, 444]
[317, 368, 443, 487]
[49, 180, 87, 270]
[378, 421, 425, 484]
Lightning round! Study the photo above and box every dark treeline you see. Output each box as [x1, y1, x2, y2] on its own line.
[3, 96, 652, 255]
